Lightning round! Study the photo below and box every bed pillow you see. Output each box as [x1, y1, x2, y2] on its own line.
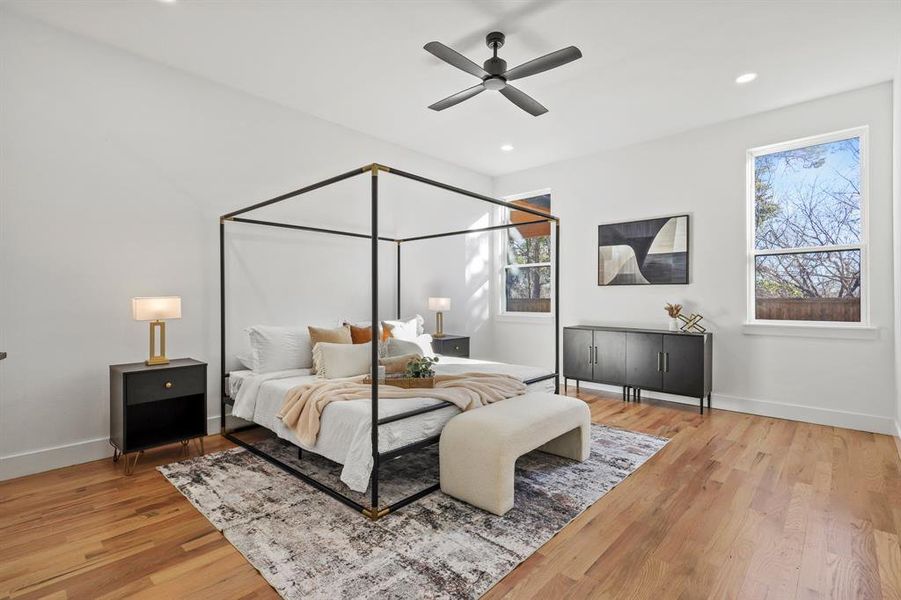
[382, 314, 424, 341]
[309, 324, 353, 372]
[246, 326, 313, 373]
[313, 342, 372, 379]
[344, 322, 390, 344]
[236, 352, 254, 370]
[379, 353, 420, 375]
[386, 335, 435, 358]
[385, 337, 422, 357]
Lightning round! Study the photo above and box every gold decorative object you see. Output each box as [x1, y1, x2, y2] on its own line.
[132, 296, 182, 366]
[665, 303, 706, 333]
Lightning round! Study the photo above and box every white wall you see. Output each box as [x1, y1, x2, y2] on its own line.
[893, 56, 901, 443]
[494, 84, 896, 434]
[0, 12, 492, 479]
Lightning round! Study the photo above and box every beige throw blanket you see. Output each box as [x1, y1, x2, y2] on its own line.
[277, 373, 527, 446]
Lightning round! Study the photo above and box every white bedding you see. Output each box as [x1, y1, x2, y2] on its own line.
[228, 357, 554, 492]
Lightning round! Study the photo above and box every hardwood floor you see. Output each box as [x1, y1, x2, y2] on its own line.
[1, 391, 899, 599]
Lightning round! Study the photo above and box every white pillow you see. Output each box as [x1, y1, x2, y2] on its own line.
[386, 335, 435, 358]
[246, 325, 313, 373]
[236, 352, 254, 370]
[313, 342, 372, 379]
[383, 314, 424, 341]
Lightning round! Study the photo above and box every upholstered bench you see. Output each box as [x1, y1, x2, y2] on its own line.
[439, 392, 591, 516]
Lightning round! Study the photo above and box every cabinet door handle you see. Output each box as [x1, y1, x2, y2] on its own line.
[588, 345, 593, 365]
[657, 352, 662, 372]
[594, 346, 598, 364]
[664, 352, 669, 373]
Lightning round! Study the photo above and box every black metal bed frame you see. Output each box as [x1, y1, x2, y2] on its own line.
[219, 163, 560, 520]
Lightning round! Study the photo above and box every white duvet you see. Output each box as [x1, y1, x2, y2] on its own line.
[229, 357, 554, 492]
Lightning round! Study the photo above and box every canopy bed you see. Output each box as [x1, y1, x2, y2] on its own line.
[219, 163, 560, 520]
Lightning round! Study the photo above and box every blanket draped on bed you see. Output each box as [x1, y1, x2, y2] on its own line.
[277, 373, 527, 446]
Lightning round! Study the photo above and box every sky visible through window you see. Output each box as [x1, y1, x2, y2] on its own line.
[753, 136, 862, 322]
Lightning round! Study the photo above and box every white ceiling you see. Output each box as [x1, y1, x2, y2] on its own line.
[6, 0, 900, 176]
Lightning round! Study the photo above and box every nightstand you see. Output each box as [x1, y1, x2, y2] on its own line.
[110, 358, 207, 474]
[431, 334, 470, 358]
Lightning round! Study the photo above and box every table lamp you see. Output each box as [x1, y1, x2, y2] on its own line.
[428, 297, 451, 338]
[132, 296, 181, 365]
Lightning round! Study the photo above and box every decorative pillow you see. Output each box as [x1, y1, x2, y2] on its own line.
[344, 322, 390, 344]
[246, 326, 313, 373]
[384, 337, 422, 358]
[313, 342, 372, 379]
[382, 314, 424, 341]
[379, 353, 420, 375]
[308, 324, 353, 373]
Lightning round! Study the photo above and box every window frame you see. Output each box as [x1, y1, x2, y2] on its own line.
[745, 126, 870, 328]
[497, 188, 555, 320]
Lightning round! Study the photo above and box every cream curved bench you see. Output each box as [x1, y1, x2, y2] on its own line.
[439, 392, 591, 516]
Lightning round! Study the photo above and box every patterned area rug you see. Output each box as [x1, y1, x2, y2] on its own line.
[159, 424, 667, 600]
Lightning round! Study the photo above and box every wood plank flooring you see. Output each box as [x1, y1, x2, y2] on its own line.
[1, 390, 899, 599]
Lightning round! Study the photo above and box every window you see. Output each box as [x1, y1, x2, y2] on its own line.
[748, 128, 867, 324]
[502, 192, 552, 314]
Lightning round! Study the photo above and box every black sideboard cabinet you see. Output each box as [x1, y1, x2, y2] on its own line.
[110, 358, 207, 474]
[563, 326, 712, 413]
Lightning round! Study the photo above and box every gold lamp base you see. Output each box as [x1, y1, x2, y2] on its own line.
[146, 320, 169, 366]
[433, 312, 445, 338]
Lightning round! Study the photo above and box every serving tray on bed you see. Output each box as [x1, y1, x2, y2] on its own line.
[363, 376, 435, 389]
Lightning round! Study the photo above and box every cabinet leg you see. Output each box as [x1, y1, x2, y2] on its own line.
[193, 437, 205, 456]
[124, 451, 143, 476]
[622, 386, 626, 402]
[707, 392, 712, 409]
[636, 388, 641, 403]
[575, 380, 580, 393]
[112, 448, 121, 463]
[564, 378, 568, 393]
[699, 397, 704, 415]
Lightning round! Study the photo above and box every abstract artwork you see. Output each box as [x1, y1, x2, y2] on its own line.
[598, 215, 689, 285]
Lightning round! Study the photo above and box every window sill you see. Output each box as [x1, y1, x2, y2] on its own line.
[742, 321, 878, 340]
[496, 312, 554, 323]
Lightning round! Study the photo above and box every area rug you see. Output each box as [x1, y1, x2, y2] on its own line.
[158, 424, 667, 599]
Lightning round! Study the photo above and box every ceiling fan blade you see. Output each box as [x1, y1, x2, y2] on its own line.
[499, 84, 548, 116]
[424, 41, 489, 79]
[504, 46, 582, 81]
[428, 83, 486, 111]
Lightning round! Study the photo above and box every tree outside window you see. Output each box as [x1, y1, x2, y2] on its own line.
[504, 193, 552, 313]
[750, 130, 865, 323]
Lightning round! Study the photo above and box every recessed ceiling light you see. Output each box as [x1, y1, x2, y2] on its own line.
[735, 72, 757, 84]
[157, 0, 177, 4]
[500, 144, 514, 152]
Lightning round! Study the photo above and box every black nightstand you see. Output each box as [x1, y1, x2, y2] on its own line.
[432, 334, 470, 358]
[110, 358, 207, 474]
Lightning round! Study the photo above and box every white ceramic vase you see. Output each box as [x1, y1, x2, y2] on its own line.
[669, 318, 681, 331]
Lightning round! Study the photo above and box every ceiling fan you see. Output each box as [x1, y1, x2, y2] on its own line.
[424, 31, 582, 116]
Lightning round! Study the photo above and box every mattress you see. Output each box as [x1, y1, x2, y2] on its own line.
[228, 357, 554, 492]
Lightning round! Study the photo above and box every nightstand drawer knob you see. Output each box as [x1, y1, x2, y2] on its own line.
[454, 345, 460, 350]
[164, 381, 173, 389]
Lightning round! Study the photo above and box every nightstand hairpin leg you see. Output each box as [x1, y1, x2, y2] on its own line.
[124, 451, 143, 476]
[193, 437, 205, 456]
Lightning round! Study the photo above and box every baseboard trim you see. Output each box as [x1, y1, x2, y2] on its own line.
[0, 416, 222, 481]
[894, 421, 901, 461]
[569, 381, 896, 436]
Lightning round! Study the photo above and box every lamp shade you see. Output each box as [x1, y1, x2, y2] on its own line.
[428, 297, 451, 312]
[132, 296, 182, 321]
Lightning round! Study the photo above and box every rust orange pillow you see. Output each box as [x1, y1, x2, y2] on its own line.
[344, 322, 389, 344]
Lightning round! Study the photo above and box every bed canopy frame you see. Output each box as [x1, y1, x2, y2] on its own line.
[219, 163, 560, 520]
